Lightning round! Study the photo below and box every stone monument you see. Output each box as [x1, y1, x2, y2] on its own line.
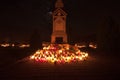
[51, 0, 67, 43]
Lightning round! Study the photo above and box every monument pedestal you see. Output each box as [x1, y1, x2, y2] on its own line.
[51, 32, 67, 43]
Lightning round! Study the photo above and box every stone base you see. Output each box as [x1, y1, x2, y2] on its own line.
[51, 32, 67, 43]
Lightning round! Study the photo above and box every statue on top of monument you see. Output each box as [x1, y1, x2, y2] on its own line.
[55, 0, 64, 8]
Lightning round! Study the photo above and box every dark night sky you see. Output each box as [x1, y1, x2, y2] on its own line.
[0, 0, 120, 42]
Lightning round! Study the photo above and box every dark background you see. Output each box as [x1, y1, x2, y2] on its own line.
[0, 0, 120, 42]
[0, 1, 120, 79]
